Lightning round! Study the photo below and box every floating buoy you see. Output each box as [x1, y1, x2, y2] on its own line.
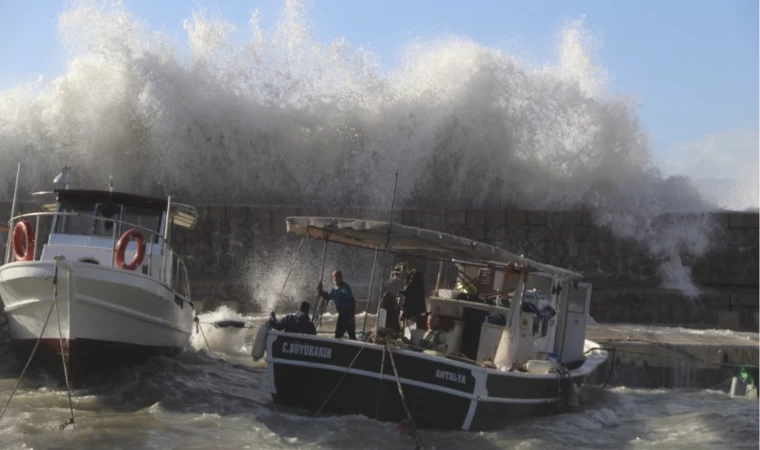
[252, 323, 270, 362]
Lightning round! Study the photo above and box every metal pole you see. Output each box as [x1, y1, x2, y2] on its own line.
[163, 196, 172, 242]
[174, 254, 180, 291]
[434, 260, 443, 292]
[373, 254, 388, 336]
[33, 216, 40, 261]
[362, 247, 379, 334]
[5, 163, 21, 264]
[312, 237, 330, 326]
[148, 234, 154, 276]
[372, 172, 399, 335]
[162, 196, 172, 282]
[111, 218, 118, 268]
[555, 280, 571, 362]
[384, 172, 398, 250]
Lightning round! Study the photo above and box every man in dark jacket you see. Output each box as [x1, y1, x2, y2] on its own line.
[269, 301, 317, 335]
[399, 269, 426, 322]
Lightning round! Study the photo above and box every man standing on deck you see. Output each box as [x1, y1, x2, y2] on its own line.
[318, 270, 357, 340]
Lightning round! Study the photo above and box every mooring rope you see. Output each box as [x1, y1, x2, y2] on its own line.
[194, 317, 213, 355]
[314, 343, 367, 417]
[374, 344, 386, 420]
[53, 258, 75, 430]
[602, 347, 616, 388]
[706, 377, 735, 391]
[0, 257, 76, 429]
[275, 236, 305, 306]
[385, 343, 427, 450]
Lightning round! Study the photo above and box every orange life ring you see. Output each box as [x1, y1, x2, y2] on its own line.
[115, 228, 146, 271]
[12, 220, 35, 261]
[506, 263, 515, 281]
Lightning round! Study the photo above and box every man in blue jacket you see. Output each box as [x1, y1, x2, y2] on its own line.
[269, 301, 317, 335]
[318, 270, 357, 340]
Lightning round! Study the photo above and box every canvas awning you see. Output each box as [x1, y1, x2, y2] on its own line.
[285, 216, 583, 280]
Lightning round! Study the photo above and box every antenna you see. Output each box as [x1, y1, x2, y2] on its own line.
[384, 171, 398, 249]
[53, 166, 70, 190]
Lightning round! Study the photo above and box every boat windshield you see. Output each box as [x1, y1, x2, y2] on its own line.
[54, 199, 161, 242]
[122, 206, 161, 243]
[55, 201, 106, 236]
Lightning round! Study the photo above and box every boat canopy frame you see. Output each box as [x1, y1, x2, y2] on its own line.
[285, 216, 582, 281]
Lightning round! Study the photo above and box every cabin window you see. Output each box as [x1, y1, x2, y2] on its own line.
[93, 202, 123, 237]
[121, 207, 161, 243]
[55, 202, 99, 236]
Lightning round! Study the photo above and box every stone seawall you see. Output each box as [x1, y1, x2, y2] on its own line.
[1, 202, 757, 330]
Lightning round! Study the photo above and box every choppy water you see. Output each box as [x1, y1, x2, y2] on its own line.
[0, 309, 757, 450]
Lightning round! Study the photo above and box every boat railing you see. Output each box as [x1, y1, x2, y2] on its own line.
[3, 211, 191, 299]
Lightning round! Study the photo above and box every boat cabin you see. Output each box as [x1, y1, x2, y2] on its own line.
[395, 258, 592, 371]
[284, 216, 593, 373]
[6, 188, 197, 296]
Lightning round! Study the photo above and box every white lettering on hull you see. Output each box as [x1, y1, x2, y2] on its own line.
[282, 342, 333, 360]
[435, 368, 467, 385]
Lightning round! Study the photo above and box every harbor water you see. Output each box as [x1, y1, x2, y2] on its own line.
[0, 309, 757, 450]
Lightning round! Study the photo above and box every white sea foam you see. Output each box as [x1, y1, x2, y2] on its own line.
[0, 0, 739, 298]
[191, 305, 251, 355]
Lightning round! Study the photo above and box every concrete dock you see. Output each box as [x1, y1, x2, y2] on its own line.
[585, 323, 759, 389]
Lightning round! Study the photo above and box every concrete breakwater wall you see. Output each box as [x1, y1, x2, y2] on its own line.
[585, 324, 759, 389]
[1, 202, 757, 330]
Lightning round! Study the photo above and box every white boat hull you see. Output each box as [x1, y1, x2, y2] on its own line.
[0, 260, 194, 379]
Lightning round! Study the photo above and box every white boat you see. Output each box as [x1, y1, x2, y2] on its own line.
[0, 167, 198, 381]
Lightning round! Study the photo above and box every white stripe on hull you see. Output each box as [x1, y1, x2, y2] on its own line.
[0, 261, 193, 349]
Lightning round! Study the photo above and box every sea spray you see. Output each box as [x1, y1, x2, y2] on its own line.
[191, 306, 253, 355]
[0, 0, 735, 299]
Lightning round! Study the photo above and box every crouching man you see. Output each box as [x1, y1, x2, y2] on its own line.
[269, 301, 317, 335]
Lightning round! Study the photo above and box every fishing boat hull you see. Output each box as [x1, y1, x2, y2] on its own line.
[0, 260, 194, 380]
[265, 331, 607, 431]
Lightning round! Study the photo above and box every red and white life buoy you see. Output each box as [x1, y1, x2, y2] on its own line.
[12, 220, 35, 261]
[115, 228, 146, 271]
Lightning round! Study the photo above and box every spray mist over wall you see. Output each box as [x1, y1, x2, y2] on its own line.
[0, 0, 734, 299]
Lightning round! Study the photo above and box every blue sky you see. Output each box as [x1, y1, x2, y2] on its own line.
[1, 0, 758, 183]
